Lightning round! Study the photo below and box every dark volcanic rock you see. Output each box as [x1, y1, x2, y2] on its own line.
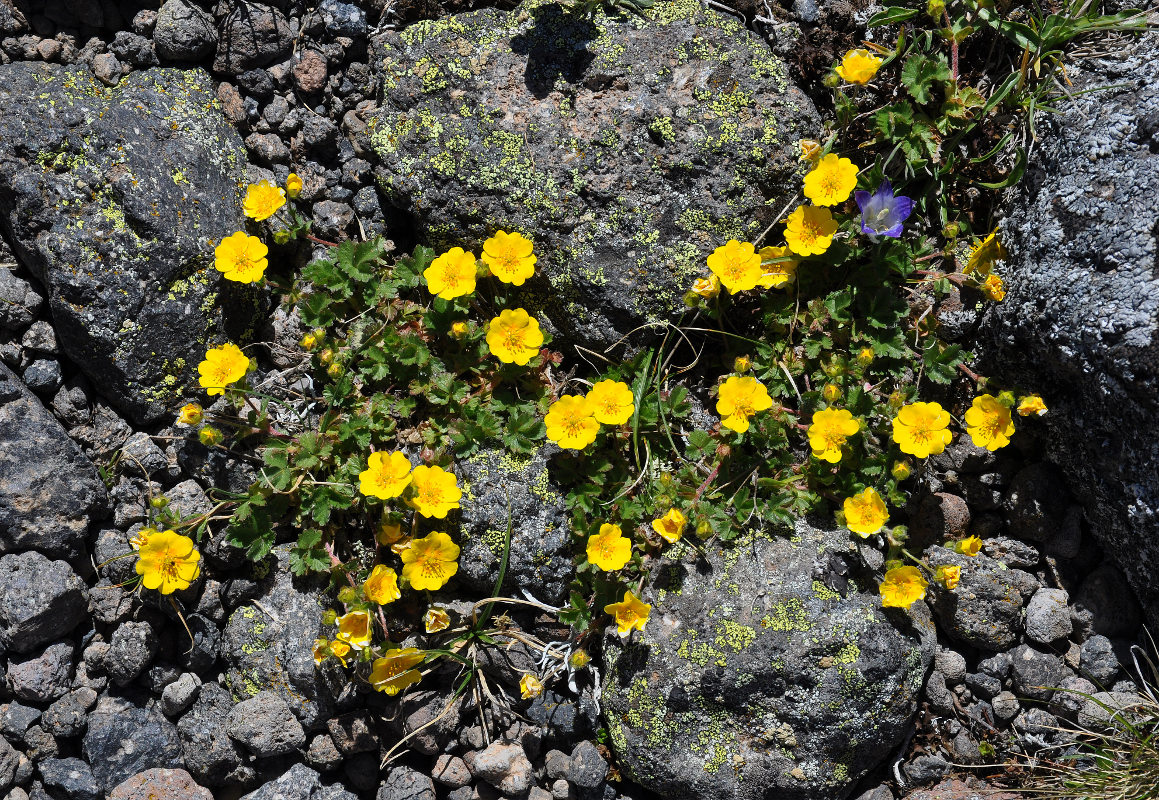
[214, 1, 294, 76]
[926, 546, 1039, 652]
[0, 551, 87, 654]
[176, 681, 254, 787]
[82, 695, 185, 792]
[367, 0, 819, 350]
[601, 519, 934, 800]
[0, 63, 256, 425]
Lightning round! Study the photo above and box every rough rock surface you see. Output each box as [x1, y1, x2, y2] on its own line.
[980, 30, 1159, 628]
[0, 63, 255, 424]
[926, 546, 1039, 652]
[0, 362, 106, 558]
[82, 695, 185, 792]
[601, 519, 934, 800]
[108, 767, 214, 800]
[0, 551, 87, 653]
[367, 0, 819, 349]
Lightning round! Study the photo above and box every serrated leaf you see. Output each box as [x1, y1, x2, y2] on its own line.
[901, 54, 952, 105]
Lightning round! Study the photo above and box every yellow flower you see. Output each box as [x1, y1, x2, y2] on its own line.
[892, 402, 953, 458]
[964, 394, 1015, 451]
[363, 564, 401, 605]
[1017, 395, 1047, 417]
[587, 380, 635, 425]
[880, 566, 928, 608]
[691, 274, 721, 299]
[936, 565, 961, 590]
[603, 590, 651, 638]
[424, 247, 477, 300]
[335, 610, 373, 650]
[312, 638, 329, 665]
[808, 408, 860, 463]
[214, 231, 269, 284]
[981, 273, 1006, 301]
[285, 173, 303, 199]
[486, 308, 544, 365]
[716, 375, 774, 434]
[954, 535, 983, 557]
[408, 465, 461, 519]
[423, 607, 451, 633]
[587, 523, 631, 571]
[707, 240, 764, 294]
[545, 395, 600, 450]
[482, 230, 536, 285]
[314, 639, 352, 667]
[519, 674, 544, 700]
[359, 451, 413, 500]
[964, 231, 1007, 276]
[836, 49, 883, 85]
[329, 640, 351, 666]
[757, 245, 798, 289]
[400, 531, 460, 590]
[197, 343, 249, 396]
[450, 321, 469, 339]
[129, 526, 157, 551]
[784, 205, 838, 256]
[843, 488, 889, 537]
[652, 508, 687, 544]
[177, 403, 203, 426]
[135, 530, 201, 594]
[798, 139, 822, 164]
[369, 648, 425, 695]
[377, 520, 405, 545]
[243, 180, 286, 221]
[803, 154, 860, 207]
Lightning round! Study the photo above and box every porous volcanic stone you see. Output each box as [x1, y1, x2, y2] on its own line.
[108, 767, 213, 800]
[926, 546, 1039, 652]
[226, 690, 306, 758]
[367, 0, 818, 350]
[82, 695, 184, 792]
[0, 551, 87, 654]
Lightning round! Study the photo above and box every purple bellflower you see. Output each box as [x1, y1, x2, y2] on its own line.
[855, 181, 913, 241]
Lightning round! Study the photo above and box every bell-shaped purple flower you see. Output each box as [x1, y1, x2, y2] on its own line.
[855, 181, 913, 241]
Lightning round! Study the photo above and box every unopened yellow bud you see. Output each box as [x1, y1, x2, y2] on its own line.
[856, 348, 874, 367]
[891, 460, 912, 481]
[569, 648, 591, 669]
[319, 347, 335, 365]
[321, 610, 338, 626]
[327, 362, 343, 379]
[337, 587, 357, 605]
[733, 356, 751, 373]
[695, 519, 713, 539]
[300, 332, 319, 351]
[285, 172, 303, 199]
[273, 229, 291, 245]
[822, 383, 841, 404]
[888, 391, 906, 410]
[198, 426, 223, 447]
[177, 402, 203, 426]
[450, 321, 469, 339]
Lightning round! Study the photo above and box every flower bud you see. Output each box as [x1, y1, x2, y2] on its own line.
[890, 460, 912, 481]
[177, 402, 203, 426]
[285, 173, 303, 199]
[695, 519, 713, 539]
[733, 355, 751, 373]
[319, 347, 335, 365]
[822, 357, 845, 378]
[327, 362, 343, 379]
[823, 72, 841, 88]
[199, 426, 223, 447]
[691, 274, 721, 299]
[273, 229, 291, 245]
[450, 321, 469, 339]
[888, 391, 906, 410]
[300, 332, 319, 351]
[337, 586, 357, 605]
[655, 495, 672, 512]
[659, 473, 674, 487]
[856, 348, 874, 367]
[321, 609, 338, 626]
[889, 525, 909, 544]
[798, 139, 822, 165]
[569, 648, 591, 670]
[927, 0, 946, 20]
[150, 496, 170, 509]
[942, 221, 961, 239]
[822, 383, 841, 404]
[995, 390, 1016, 408]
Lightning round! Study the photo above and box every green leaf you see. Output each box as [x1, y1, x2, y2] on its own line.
[976, 147, 1026, 190]
[901, 54, 952, 105]
[868, 5, 919, 27]
[922, 342, 964, 385]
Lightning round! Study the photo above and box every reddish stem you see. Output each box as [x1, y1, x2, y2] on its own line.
[307, 234, 339, 248]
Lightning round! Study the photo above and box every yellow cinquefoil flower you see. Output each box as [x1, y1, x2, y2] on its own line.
[964, 231, 1007, 275]
[285, 173, 303, 199]
[197, 343, 249, 396]
[369, 648, 425, 695]
[935, 565, 961, 590]
[808, 408, 860, 463]
[716, 375, 774, 434]
[803, 154, 860, 207]
[843, 487, 889, 537]
[482, 230, 536, 285]
[604, 590, 651, 638]
[313, 639, 351, 667]
[880, 566, 928, 608]
[423, 606, 451, 633]
[1017, 395, 1047, 417]
[784, 205, 838, 256]
[377, 520, 404, 545]
[836, 49, 883, 85]
[691, 274, 721, 299]
[964, 394, 1015, 451]
[587, 523, 631, 571]
[652, 508, 687, 543]
[363, 564, 401, 605]
[587, 380, 635, 425]
[129, 526, 157, 551]
[177, 403, 203, 426]
[892, 401, 953, 458]
[707, 240, 763, 294]
[135, 530, 201, 594]
[408, 465, 461, 519]
[486, 308, 544, 365]
[335, 610, 373, 650]
[400, 531, 460, 590]
[545, 395, 600, 450]
[424, 247, 477, 300]
[981, 273, 1006, 301]
[214, 231, 269, 284]
[757, 245, 798, 289]
[243, 180, 286, 221]
[798, 139, 822, 164]
[954, 535, 982, 557]
[359, 451, 413, 500]
[519, 674, 544, 700]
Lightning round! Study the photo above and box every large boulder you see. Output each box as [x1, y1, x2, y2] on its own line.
[366, 0, 819, 350]
[979, 31, 1159, 629]
[0, 63, 257, 425]
[601, 520, 934, 800]
[0, 362, 107, 558]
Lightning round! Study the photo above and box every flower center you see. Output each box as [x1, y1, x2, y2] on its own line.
[503, 326, 525, 352]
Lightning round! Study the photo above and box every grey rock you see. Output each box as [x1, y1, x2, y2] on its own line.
[21, 358, 62, 396]
[106, 767, 214, 800]
[926, 546, 1038, 651]
[1074, 563, 1142, 638]
[602, 520, 933, 800]
[6, 642, 74, 703]
[0, 267, 43, 336]
[1004, 464, 1071, 544]
[0, 736, 18, 794]
[544, 749, 572, 781]
[852, 787, 894, 800]
[240, 763, 321, 800]
[367, 2, 818, 351]
[1025, 587, 1072, 645]
[326, 712, 376, 756]
[0, 364, 107, 558]
[317, 0, 366, 39]
[120, 433, 168, 479]
[41, 687, 98, 737]
[992, 691, 1020, 723]
[0, 552, 87, 653]
[394, 690, 465, 756]
[526, 689, 597, 745]
[550, 778, 570, 800]
[529, 788, 554, 800]
[1048, 675, 1097, 720]
[567, 740, 607, 790]
[226, 690, 306, 758]
[176, 682, 253, 788]
[38, 757, 100, 800]
[103, 621, 160, 687]
[464, 742, 533, 796]
[934, 649, 967, 685]
[0, 63, 256, 425]
[214, 2, 293, 75]
[1078, 691, 1145, 729]
[981, 536, 1039, 570]
[977, 652, 1012, 681]
[1079, 634, 1121, 684]
[109, 31, 157, 68]
[0, 702, 41, 741]
[979, 30, 1159, 632]
[177, 614, 220, 675]
[342, 752, 379, 793]
[376, 765, 435, 800]
[902, 754, 950, 786]
[161, 673, 201, 717]
[82, 696, 184, 792]
[431, 754, 471, 788]
[1014, 708, 1063, 750]
[910, 492, 971, 548]
[305, 734, 342, 772]
[965, 672, 1002, 701]
[458, 446, 573, 604]
[1010, 644, 1068, 702]
[311, 200, 354, 239]
[20, 321, 56, 355]
[315, 786, 359, 800]
[952, 730, 982, 765]
[22, 724, 57, 761]
[90, 52, 122, 85]
[245, 132, 291, 166]
[923, 670, 955, 716]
